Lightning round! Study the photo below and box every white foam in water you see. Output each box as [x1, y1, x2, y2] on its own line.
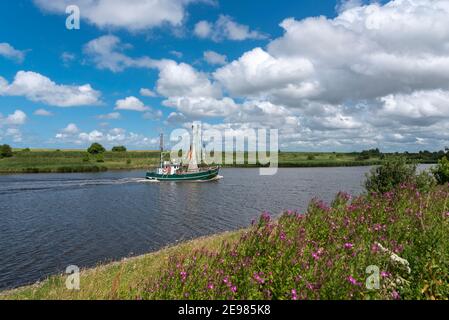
[136, 178, 159, 183]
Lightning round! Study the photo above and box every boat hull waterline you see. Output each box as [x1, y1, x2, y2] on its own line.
[146, 167, 220, 182]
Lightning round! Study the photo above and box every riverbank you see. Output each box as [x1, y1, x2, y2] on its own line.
[0, 149, 436, 173]
[1, 183, 448, 300]
[0, 230, 243, 300]
[0, 150, 160, 173]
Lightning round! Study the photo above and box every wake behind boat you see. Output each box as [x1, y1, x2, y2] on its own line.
[146, 123, 220, 182]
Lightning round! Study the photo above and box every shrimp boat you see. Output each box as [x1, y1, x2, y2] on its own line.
[146, 123, 220, 182]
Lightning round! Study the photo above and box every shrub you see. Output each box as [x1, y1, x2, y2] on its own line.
[415, 170, 436, 192]
[96, 154, 105, 163]
[432, 156, 449, 185]
[357, 149, 381, 161]
[357, 153, 370, 160]
[0, 144, 13, 158]
[87, 143, 105, 155]
[82, 153, 90, 162]
[307, 154, 316, 161]
[365, 157, 417, 193]
[112, 146, 127, 152]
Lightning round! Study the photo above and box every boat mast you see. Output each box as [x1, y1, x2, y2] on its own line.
[159, 133, 164, 168]
[187, 123, 199, 172]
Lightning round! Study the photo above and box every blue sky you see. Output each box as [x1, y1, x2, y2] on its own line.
[0, 0, 447, 152]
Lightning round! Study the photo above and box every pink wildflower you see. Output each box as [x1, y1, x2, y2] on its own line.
[347, 276, 360, 286]
[253, 272, 265, 285]
[391, 290, 400, 300]
[381, 271, 391, 278]
[261, 212, 271, 223]
[280, 232, 286, 241]
[344, 243, 354, 250]
[291, 289, 298, 300]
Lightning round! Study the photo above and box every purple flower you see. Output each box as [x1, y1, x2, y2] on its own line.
[381, 271, 391, 278]
[291, 289, 298, 300]
[261, 212, 271, 223]
[344, 243, 354, 250]
[207, 283, 214, 290]
[445, 212, 449, 217]
[347, 276, 360, 286]
[280, 232, 286, 241]
[253, 272, 265, 284]
[391, 290, 400, 300]
[312, 248, 323, 261]
[230, 286, 237, 293]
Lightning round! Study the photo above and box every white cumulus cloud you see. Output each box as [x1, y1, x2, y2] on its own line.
[0, 71, 101, 107]
[0, 110, 27, 126]
[97, 112, 121, 120]
[83, 35, 159, 72]
[214, 47, 314, 98]
[140, 88, 157, 97]
[194, 15, 268, 41]
[55, 125, 159, 148]
[34, 108, 53, 116]
[203, 50, 227, 65]
[33, 0, 214, 31]
[156, 60, 221, 98]
[0, 43, 26, 63]
[62, 123, 80, 134]
[115, 96, 150, 112]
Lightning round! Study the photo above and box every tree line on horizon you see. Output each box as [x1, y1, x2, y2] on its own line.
[1, 143, 448, 161]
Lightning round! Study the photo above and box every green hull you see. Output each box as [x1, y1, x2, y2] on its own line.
[146, 167, 220, 181]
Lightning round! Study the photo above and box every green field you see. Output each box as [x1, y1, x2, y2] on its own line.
[0, 148, 434, 173]
[0, 149, 161, 173]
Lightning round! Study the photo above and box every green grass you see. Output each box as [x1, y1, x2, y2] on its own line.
[2, 183, 448, 300]
[0, 149, 419, 173]
[0, 150, 161, 173]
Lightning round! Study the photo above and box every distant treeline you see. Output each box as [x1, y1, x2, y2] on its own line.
[342, 148, 447, 163]
[1, 142, 448, 174]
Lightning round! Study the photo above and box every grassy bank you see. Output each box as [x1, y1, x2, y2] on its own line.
[0, 149, 434, 173]
[0, 150, 161, 173]
[0, 231, 243, 300]
[2, 183, 448, 300]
